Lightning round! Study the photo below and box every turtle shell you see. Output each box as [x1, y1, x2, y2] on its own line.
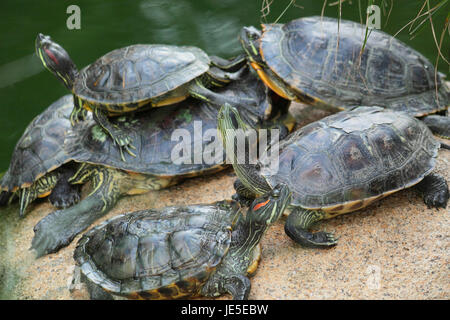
[0, 95, 73, 192]
[259, 106, 440, 212]
[0, 67, 275, 192]
[73, 44, 210, 106]
[260, 16, 449, 115]
[74, 200, 240, 299]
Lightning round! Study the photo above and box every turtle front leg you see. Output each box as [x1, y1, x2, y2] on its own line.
[422, 115, 450, 139]
[92, 107, 136, 161]
[70, 96, 88, 126]
[284, 208, 338, 248]
[31, 164, 122, 257]
[415, 173, 449, 209]
[49, 165, 81, 209]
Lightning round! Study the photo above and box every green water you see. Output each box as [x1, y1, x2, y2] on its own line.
[0, 0, 448, 171]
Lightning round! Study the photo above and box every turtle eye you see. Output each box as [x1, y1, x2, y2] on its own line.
[272, 189, 280, 198]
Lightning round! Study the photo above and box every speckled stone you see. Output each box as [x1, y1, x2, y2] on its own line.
[0, 102, 448, 300]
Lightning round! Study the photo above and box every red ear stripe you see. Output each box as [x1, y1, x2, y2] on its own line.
[253, 199, 270, 211]
[44, 48, 59, 65]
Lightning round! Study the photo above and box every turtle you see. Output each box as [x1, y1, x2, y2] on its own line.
[71, 184, 291, 300]
[239, 16, 450, 138]
[35, 33, 252, 159]
[218, 104, 449, 248]
[0, 68, 295, 257]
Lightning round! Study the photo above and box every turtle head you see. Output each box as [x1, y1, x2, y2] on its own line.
[35, 33, 78, 90]
[247, 183, 291, 225]
[239, 26, 263, 65]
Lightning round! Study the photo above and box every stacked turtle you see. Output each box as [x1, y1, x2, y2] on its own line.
[0, 15, 448, 300]
[240, 16, 449, 138]
[0, 58, 294, 257]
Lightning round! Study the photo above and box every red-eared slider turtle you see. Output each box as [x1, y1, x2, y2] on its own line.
[73, 185, 290, 300]
[0, 68, 294, 257]
[35, 33, 249, 159]
[218, 104, 449, 248]
[240, 16, 450, 137]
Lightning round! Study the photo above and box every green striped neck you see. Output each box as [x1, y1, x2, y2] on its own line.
[218, 104, 272, 197]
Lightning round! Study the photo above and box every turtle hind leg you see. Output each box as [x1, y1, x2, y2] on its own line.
[30, 165, 123, 257]
[188, 80, 257, 109]
[92, 107, 136, 161]
[284, 208, 338, 248]
[209, 54, 246, 72]
[415, 173, 449, 209]
[421, 115, 450, 139]
[49, 166, 81, 209]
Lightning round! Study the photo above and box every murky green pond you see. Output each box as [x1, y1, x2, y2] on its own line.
[0, 0, 448, 299]
[0, 0, 448, 171]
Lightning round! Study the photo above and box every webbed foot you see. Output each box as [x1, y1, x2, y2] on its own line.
[416, 173, 449, 209]
[284, 225, 338, 248]
[284, 208, 337, 248]
[49, 180, 81, 209]
[111, 128, 137, 161]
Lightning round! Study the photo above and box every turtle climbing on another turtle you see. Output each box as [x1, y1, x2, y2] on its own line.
[239, 16, 449, 137]
[0, 67, 294, 257]
[72, 184, 291, 300]
[35, 33, 250, 159]
[218, 104, 449, 248]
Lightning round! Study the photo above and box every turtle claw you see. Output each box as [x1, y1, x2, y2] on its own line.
[300, 231, 338, 248]
[112, 132, 136, 161]
[423, 190, 448, 209]
[284, 223, 338, 248]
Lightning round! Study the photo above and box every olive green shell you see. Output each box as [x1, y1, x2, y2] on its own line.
[260, 16, 449, 115]
[73, 44, 210, 106]
[259, 106, 440, 210]
[74, 200, 240, 299]
[0, 68, 276, 192]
